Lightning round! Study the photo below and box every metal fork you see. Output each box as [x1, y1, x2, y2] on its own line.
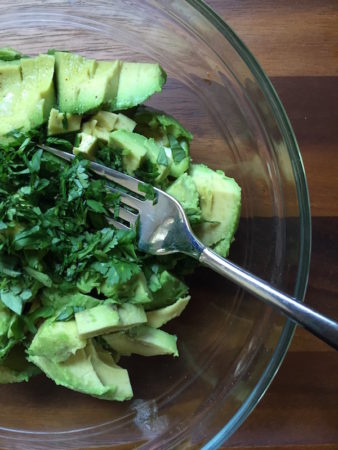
[39, 144, 338, 350]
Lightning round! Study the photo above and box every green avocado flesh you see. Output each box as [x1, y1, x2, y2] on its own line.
[190, 164, 241, 257]
[55, 51, 166, 114]
[0, 48, 241, 401]
[0, 54, 55, 141]
[103, 325, 178, 357]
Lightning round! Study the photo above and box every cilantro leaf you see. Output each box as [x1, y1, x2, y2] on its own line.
[168, 135, 187, 163]
[157, 147, 169, 166]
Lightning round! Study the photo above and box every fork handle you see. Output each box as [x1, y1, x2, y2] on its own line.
[199, 247, 338, 350]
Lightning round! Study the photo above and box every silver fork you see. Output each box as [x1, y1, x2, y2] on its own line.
[39, 144, 338, 350]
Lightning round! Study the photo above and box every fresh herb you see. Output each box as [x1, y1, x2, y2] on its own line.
[46, 136, 73, 151]
[0, 134, 141, 322]
[138, 182, 156, 201]
[157, 146, 169, 166]
[168, 135, 187, 164]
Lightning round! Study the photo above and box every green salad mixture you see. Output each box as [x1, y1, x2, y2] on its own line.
[0, 48, 241, 400]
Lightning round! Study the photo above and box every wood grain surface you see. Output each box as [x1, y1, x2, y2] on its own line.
[0, 1, 337, 450]
[206, 0, 338, 449]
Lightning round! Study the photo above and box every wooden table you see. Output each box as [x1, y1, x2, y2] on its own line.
[206, 1, 338, 449]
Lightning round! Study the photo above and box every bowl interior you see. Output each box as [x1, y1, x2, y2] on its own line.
[0, 1, 310, 449]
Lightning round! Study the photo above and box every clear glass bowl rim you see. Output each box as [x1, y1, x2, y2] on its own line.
[189, 1, 311, 447]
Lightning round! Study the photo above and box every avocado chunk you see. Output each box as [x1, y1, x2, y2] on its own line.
[82, 111, 119, 142]
[114, 62, 166, 111]
[114, 113, 136, 132]
[166, 173, 201, 223]
[0, 54, 55, 141]
[146, 296, 190, 328]
[190, 164, 241, 257]
[82, 112, 137, 143]
[109, 129, 147, 174]
[103, 325, 178, 357]
[167, 137, 190, 178]
[134, 106, 192, 141]
[55, 51, 166, 114]
[75, 303, 147, 339]
[92, 110, 119, 130]
[29, 341, 133, 401]
[109, 130, 169, 181]
[86, 340, 133, 401]
[28, 320, 86, 363]
[47, 108, 82, 135]
[55, 51, 121, 114]
[75, 304, 119, 339]
[144, 270, 189, 311]
[73, 132, 98, 159]
[133, 106, 192, 177]
[28, 348, 109, 398]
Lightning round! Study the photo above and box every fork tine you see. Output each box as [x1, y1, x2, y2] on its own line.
[115, 206, 138, 224]
[106, 217, 131, 230]
[38, 144, 151, 197]
[107, 186, 143, 209]
[88, 160, 149, 196]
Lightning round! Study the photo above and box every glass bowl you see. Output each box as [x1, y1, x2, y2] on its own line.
[0, 1, 311, 449]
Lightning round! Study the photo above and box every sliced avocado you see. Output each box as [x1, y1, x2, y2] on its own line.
[28, 320, 86, 363]
[47, 108, 82, 135]
[55, 52, 166, 114]
[146, 296, 190, 328]
[75, 303, 147, 339]
[29, 338, 133, 401]
[190, 164, 241, 257]
[28, 348, 109, 398]
[0, 54, 55, 141]
[114, 113, 136, 132]
[86, 340, 133, 401]
[118, 303, 147, 328]
[166, 173, 201, 223]
[144, 270, 189, 311]
[113, 62, 166, 111]
[103, 325, 178, 357]
[108, 130, 169, 181]
[73, 132, 98, 159]
[100, 271, 153, 305]
[75, 304, 119, 338]
[55, 51, 121, 114]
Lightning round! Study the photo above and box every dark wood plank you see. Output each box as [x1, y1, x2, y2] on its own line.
[224, 217, 338, 448]
[208, 0, 338, 76]
[271, 77, 338, 217]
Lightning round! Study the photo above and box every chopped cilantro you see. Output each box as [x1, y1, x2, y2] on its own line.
[168, 135, 187, 163]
